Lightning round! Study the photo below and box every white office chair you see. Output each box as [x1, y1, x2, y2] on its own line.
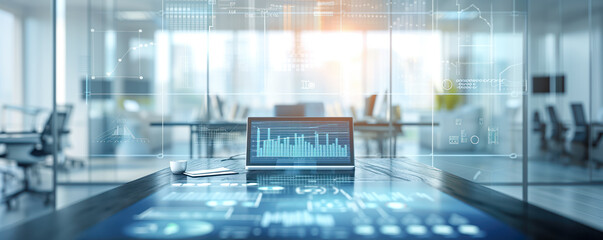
[0, 111, 70, 209]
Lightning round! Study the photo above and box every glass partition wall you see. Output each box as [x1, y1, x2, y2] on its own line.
[59, 1, 530, 192]
[399, 0, 527, 188]
[53, 0, 602, 230]
[524, 0, 603, 230]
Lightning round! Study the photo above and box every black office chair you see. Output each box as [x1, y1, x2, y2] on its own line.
[1, 111, 68, 209]
[569, 103, 589, 163]
[274, 104, 305, 117]
[594, 131, 603, 168]
[533, 111, 547, 151]
[299, 102, 325, 117]
[546, 106, 569, 157]
[595, 132, 603, 148]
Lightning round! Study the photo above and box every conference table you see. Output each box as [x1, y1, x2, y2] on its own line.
[150, 121, 247, 159]
[354, 121, 439, 156]
[150, 121, 438, 158]
[1, 158, 601, 239]
[0, 132, 41, 144]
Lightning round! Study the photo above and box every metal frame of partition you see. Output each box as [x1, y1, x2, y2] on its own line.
[523, 0, 530, 201]
[51, 0, 58, 209]
[587, 0, 594, 181]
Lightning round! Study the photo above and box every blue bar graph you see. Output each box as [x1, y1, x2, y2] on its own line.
[256, 128, 348, 157]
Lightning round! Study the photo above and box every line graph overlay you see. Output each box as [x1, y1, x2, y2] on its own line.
[90, 29, 152, 80]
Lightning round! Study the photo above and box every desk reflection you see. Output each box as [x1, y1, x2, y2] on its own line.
[79, 173, 523, 239]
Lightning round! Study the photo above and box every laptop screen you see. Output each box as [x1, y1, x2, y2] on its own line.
[247, 117, 354, 166]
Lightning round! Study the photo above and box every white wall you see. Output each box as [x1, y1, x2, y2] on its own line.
[64, 2, 89, 157]
[22, 6, 53, 110]
[0, 3, 52, 131]
[559, 13, 591, 121]
[0, 6, 24, 130]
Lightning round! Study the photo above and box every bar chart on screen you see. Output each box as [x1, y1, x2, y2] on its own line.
[250, 120, 352, 159]
[256, 128, 349, 157]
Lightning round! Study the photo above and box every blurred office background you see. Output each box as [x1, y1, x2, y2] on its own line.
[0, 0, 602, 232]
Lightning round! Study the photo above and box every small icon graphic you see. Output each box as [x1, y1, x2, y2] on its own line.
[449, 136, 459, 144]
[443, 79, 453, 91]
[460, 130, 467, 143]
[96, 119, 149, 143]
[487, 127, 499, 144]
[301, 80, 315, 90]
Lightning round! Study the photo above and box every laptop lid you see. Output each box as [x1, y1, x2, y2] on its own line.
[246, 117, 354, 169]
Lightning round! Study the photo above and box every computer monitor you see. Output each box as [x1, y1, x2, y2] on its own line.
[532, 75, 565, 93]
[246, 117, 355, 170]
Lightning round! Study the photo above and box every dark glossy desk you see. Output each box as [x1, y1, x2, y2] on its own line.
[2, 158, 602, 239]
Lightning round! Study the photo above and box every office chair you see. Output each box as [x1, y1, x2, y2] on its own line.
[594, 131, 603, 169]
[592, 108, 603, 168]
[239, 106, 249, 120]
[210, 95, 225, 120]
[299, 102, 325, 117]
[0, 160, 18, 203]
[546, 105, 569, 158]
[595, 132, 603, 150]
[274, 104, 305, 117]
[533, 111, 547, 150]
[359, 95, 393, 157]
[568, 103, 589, 163]
[1, 105, 45, 134]
[1, 112, 68, 209]
[364, 94, 377, 118]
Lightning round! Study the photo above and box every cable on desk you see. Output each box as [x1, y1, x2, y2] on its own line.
[219, 153, 246, 161]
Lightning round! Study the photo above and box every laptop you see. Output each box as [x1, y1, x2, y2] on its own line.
[246, 117, 355, 170]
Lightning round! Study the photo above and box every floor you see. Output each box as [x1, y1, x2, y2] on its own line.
[0, 157, 164, 231]
[490, 185, 603, 232]
[0, 185, 115, 231]
[1, 139, 602, 232]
